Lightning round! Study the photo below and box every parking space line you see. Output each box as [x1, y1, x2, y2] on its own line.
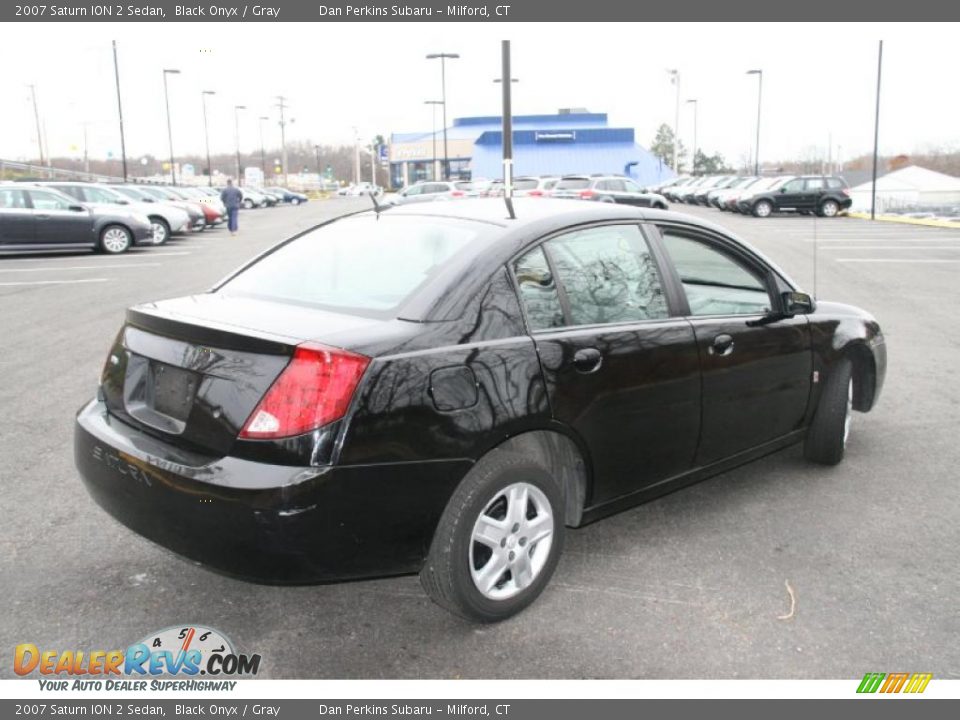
[821, 246, 960, 251]
[835, 259, 960, 263]
[0, 278, 110, 286]
[0, 263, 162, 272]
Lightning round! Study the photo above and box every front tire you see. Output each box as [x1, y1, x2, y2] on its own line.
[420, 452, 565, 622]
[753, 199, 773, 218]
[243, 199, 254, 210]
[291, 198, 300, 206]
[99, 224, 132, 254]
[149, 217, 170, 245]
[804, 357, 853, 465]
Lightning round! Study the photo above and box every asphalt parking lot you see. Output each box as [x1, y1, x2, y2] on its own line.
[1, 199, 958, 679]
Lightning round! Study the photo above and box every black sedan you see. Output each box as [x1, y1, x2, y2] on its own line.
[0, 185, 154, 254]
[75, 199, 886, 622]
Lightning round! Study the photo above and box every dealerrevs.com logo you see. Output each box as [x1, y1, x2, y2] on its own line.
[15, 625, 261, 691]
[857, 673, 933, 694]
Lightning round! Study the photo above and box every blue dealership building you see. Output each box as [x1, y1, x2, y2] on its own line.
[388, 109, 674, 188]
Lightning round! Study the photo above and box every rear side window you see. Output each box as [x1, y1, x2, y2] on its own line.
[805, 178, 826, 191]
[546, 225, 668, 326]
[0, 188, 27, 208]
[513, 247, 564, 331]
[555, 178, 590, 190]
[827, 178, 846, 189]
[219, 216, 482, 315]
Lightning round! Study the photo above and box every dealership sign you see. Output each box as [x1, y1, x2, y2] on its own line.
[535, 131, 576, 142]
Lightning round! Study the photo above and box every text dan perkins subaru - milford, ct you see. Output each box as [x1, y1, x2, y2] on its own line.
[74, 199, 886, 623]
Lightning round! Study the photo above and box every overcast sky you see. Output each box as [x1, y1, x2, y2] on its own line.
[1, 22, 957, 169]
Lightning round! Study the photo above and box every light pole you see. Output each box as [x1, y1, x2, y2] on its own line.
[870, 41, 883, 221]
[352, 126, 360, 185]
[423, 100, 442, 180]
[314, 144, 321, 184]
[111, 41, 128, 182]
[162, 68, 180, 185]
[258, 116, 269, 182]
[234, 105, 246, 185]
[494, 75, 518, 191]
[275, 96, 290, 186]
[686, 99, 698, 176]
[201, 90, 215, 186]
[666, 69, 680, 173]
[426, 52, 459, 181]
[747, 69, 762, 175]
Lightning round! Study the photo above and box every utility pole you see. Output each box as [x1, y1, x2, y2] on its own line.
[352, 127, 360, 185]
[424, 100, 442, 180]
[747, 69, 763, 175]
[162, 68, 180, 185]
[500, 41, 514, 199]
[112, 41, 128, 182]
[202, 91, 215, 186]
[82, 121, 90, 175]
[234, 105, 246, 185]
[27, 84, 44, 168]
[686, 99, 698, 175]
[275, 96, 289, 186]
[259, 116, 269, 183]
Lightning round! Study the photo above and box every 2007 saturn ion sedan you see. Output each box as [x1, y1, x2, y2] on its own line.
[75, 199, 886, 622]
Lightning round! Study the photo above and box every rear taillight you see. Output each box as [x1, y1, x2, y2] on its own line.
[528, 190, 544, 197]
[239, 342, 370, 440]
[451, 190, 465, 198]
[842, 188, 850, 196]
[579, 189, 596, 199]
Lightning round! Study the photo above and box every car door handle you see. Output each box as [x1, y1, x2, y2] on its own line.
[709, 334, 735, 356]
[36, 214, 50, 220]
[573, 348, 603, 374]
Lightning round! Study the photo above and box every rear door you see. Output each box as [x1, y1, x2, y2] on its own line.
[0, 187, 34, 245]
[653, 224, 812, 465]
[801, 177, 826, 211]
[512, 223, 701, 504]
[26, 188, 95, 245]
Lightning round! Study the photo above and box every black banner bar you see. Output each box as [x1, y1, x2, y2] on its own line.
[2, 0, 958, 22]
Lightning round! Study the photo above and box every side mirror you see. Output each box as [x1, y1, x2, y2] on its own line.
[779, 187, 787, 193]
[782, 291, 815, 315]
[68, 204, 86, 212]
[116, 199, 130, 205]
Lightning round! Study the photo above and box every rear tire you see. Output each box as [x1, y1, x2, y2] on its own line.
[420, 451, 565, 622]
[291, 198, 300, 206]
[819, 199, 840, 217]
[99, 224, 132, 254]
[804, 357, 854, 465]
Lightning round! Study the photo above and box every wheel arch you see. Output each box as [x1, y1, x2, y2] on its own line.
[844, 341, 877, 412]
[487, 429, 590, 528]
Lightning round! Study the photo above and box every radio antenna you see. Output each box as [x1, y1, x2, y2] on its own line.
[812, 204, 819, 298]
[368, 190, 382, 215]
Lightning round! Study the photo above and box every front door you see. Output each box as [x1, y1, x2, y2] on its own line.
[774, 177, 807, 212]
[512, 223, 702, 505]
[655, 226, 812, 465]
[26, 189, 95, 245]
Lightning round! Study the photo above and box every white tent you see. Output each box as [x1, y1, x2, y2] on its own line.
[849, 165, 960, 212]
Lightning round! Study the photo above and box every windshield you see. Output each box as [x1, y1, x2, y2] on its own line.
[555, 178, 590, 190]
[219, 215, 484, 315]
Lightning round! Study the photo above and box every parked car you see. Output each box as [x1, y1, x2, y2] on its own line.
[747, 175, 853, 218]
[732, 176, 794, 214]
[384, 180, 474, 205]
[39, 182, 191, 245]
[678, 175, 733, 204]
[509, 176, 561, 198]
[171, 187, 227, 227]
[74, 198, 885, 621]
[238, 187, 270, 209]
[709, 176, 758, 209]
[254, 187, 285, 205]
[341, 182, 383, 198]
[130, 186, 207, 231]
[662, 176, 699, 202]
[0, 184, 153, 254]
[692, 176, 742, 205]
[551, 175, 669, 209]
[265, 187, 308, 205]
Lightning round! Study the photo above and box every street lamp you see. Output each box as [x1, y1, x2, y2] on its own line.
[747, 69, 763, 175]
[423, 100, 443, 181]
[162, 69, 180, 185]
[201, 90, 215, 186]
[426, 52, 459, 181]
[234, 105, 246, 185]
[258, 116, 269, 183]
[666, 69, 680, 173]
[314, 144, 321, 182]
[686, 99, 698, 176]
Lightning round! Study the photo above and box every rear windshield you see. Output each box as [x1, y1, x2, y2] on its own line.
[514, 179, 539, 191]
[555, 178, 590, 190]
[219, 215, 483, 315]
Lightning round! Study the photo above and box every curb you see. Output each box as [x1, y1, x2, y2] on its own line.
[847, 212, 960, 229]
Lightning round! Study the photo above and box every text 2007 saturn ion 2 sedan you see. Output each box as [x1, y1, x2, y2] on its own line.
[75, 199, 886, 622]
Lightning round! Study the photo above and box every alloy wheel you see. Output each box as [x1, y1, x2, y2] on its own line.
[469, 482, 555, 601]
[150, 221, 168, 245]
[843, 378, 853, 446]
[101, 227, 130, 253]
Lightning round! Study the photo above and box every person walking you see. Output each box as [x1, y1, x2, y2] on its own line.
[220, 178, 243, 236]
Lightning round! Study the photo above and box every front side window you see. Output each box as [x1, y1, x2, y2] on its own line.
[781, 179, 804, 193]
[660, 230, 771, 316]
[28, 190, 71, 210]
[546, 225, 668, 326]
[513, 246, 564, 331]
[85, 186, 124, 203]
[623, 179, 642, 193]
[54, 186, 85, 201]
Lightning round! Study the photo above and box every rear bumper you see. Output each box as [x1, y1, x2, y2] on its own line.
[74, 400, 469, 584]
